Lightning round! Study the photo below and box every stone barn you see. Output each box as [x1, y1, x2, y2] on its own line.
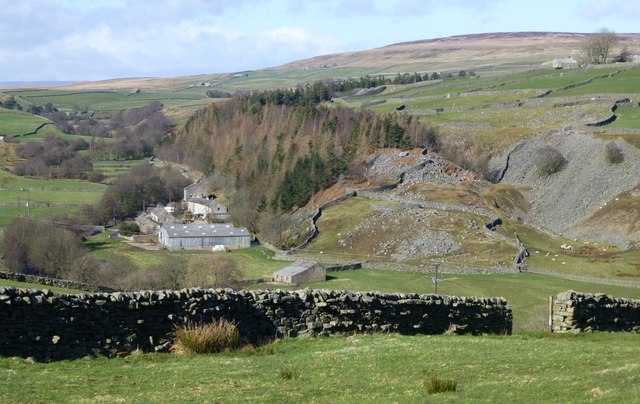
[273, 261, 326, 286]
[552, 58, 578, 69]
[158, 223, 250, 250]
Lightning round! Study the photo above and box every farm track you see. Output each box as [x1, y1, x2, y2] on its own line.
[527, 266, 640, 289]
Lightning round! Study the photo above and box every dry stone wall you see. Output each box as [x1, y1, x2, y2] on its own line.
[552, 290, 640, 333]
[0, 287, 512, 360]
[0, 271, 116, 293]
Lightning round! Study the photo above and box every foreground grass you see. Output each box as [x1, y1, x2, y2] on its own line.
[0, 333, 638, 402]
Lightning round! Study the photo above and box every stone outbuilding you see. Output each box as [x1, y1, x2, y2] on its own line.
[187, 198, 228, 220]
[273, 261, 326, 286]
[552, 57, 578, 69]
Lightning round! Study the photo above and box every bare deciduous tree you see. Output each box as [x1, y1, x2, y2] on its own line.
[582, 29, 616, 65]
[180, 255, 242, 289]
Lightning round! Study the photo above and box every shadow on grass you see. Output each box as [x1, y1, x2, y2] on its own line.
[85, 241, 114, 252]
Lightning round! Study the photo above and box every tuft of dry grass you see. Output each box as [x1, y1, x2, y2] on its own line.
[425, 375, 457, 394]
[172, 319, 241, 355]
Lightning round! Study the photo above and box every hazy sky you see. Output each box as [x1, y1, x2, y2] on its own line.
[1, 0, 638, 81]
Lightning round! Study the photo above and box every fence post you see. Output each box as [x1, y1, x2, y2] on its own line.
[548, 295, 554, 333]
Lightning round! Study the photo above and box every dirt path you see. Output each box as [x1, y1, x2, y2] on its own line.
[527, 267, 640, 289]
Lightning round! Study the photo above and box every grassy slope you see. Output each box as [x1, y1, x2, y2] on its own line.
[1, 333, 639, 402]
[0, 108, 51, 136]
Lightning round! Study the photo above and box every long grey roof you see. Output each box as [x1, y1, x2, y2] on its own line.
[274, 261, 320, 276]
[162, 223, 249, 238]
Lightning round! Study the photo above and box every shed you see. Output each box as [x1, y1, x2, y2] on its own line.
[158, 223, 250, 250]
[273, 261, 326, 285]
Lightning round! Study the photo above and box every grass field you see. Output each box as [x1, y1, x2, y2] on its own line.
[93, 159, 148, 182]
[0, 108, 51, 136]
[553, 66, 640, 96]
[4, 89, 209, 112]
[0, 175, 106, 227]
[1, 332, 638, 402]
[609, 105, 640, 129]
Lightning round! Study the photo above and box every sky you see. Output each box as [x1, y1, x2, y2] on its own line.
[1, 0, 638, 81]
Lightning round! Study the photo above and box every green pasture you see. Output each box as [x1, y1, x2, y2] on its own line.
[93, 159, 148, 181]
[218, 67, 383, 91]
[609, 105, 640, 129]
[0, 175, 105, 226]
[363, 92, 526, 114]
[0, 206, 79, 228]
[5, 89, 207, 112]
[496, 217, 640, 281]
[499, 67, 623, 91]
[553, 66, 640, 96]
[0, 108, 51, 136]
[0, 188, 101, 206]
[1, 333, 639, 402]
[0, 174, 106, 191]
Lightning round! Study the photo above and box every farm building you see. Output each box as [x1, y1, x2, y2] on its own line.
[552, 58, 578, 69]
[135, 205, 181, 234]
[187, 198, 228, 220]
[273, 261, 326, 285]
[183, 181, 210, 201]
[158, 223, 250, 250]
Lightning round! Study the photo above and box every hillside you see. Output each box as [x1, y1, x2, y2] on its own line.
[22, 32, 640, 92]
[3, 31, 640, 281]
[278, 32, 596, 72]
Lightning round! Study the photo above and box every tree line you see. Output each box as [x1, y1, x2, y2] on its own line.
[158, 90, 441, 245]
[2, 216, 242, 291]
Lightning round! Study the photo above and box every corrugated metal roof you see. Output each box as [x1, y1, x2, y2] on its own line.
[274, 261, 319, 276]
[162, 223, 249, 238]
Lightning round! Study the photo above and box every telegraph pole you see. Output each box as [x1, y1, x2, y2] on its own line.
[432, 262, 441, 294]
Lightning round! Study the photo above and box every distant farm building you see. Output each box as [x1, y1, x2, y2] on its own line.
[136, 205, 181, 234]
[158, 223, 250, 250]
[187, 198, 228, 220]
[552, 58, 578, 69]
[184, 181, 209, 201]
[183, 180, 229, 220]
[273, 261, 326, 285]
